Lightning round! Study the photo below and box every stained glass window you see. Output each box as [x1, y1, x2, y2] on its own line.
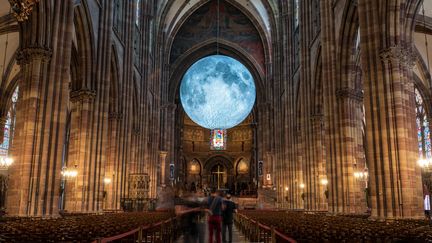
[210, 129, 227, 150]
[0, 87, 19, 161]
[415, 88, 431, 159]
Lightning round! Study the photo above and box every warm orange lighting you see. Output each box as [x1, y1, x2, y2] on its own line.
[104, 178, 112, 184]
[320, 178, 328, 186]
[61, 166, 78, 178]
[0, 157, 13, 168]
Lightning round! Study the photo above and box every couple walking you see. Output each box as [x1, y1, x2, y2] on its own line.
[207, 189, 237, 243]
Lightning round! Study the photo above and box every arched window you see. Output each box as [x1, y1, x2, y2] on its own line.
[135, 0, 142, 26]
[415, 88, 431, 159]
[293, 0, 300, 29]
[293, 0, 300, 70]
[0, 86, 19, 162]
[355, 28, 361, 52]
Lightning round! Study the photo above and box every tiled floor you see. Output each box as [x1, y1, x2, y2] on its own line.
[175, 222, 249, 243]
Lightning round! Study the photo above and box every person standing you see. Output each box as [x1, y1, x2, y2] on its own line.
[222, 194, 237, 243]
[207, 189, 223, 243]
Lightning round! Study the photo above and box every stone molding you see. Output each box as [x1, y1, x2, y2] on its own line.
[335, 87, 363, 102]
[70, 89, 97, 103]
[17, 46, 52, 64]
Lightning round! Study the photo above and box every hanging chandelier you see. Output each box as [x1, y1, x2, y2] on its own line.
[8, 0, 39, 22]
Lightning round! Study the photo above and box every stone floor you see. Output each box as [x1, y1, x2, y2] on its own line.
[175, 222, 249, 243]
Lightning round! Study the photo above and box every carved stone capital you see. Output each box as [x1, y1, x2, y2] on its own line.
[380, 45, 418, 68]
[108, 112, 123, 121]
[336, 87, 363, 102]
[161, 103, 176, 111]
[0, 116, 7, 143]
[310, 113, 324, 121]
[159, 151, 168, 157]
[108, 112, 120, 121]
[0, 116, 7, 126]
[380, 45, 403, 63]
[133, 128, 141, 136]
[401, 48, 417, 68]
[70, 89, 96, 103]
[17, 46, 52, 64]
[9, 0, 39, 22]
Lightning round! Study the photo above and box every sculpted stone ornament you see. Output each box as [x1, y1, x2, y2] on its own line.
[16, 46, 52, 65]
[0, 116, 7, 144]
[70, 89, 96, 103]
[9, 0, 39, 22]
[335, 87, 363, 102]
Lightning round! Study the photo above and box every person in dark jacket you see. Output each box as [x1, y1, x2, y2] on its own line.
[221, 194, 237, 243]
[207, 189, 224, 243]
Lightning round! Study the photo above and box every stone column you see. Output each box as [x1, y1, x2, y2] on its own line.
[310, 113, 328, 211]
[358, 0, 423, 219]
[335, 88, 367, 214]
[159, 151, 168, 187]
[65, 89, 96, 213]
[6, 1, 74, 216]
[263, 152, 273, 188]
[104, 112, 120, 210]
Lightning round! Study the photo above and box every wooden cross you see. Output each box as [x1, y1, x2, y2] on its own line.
[212, 164, 225, 189]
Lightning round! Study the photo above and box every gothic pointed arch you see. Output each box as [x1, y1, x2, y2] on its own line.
[71, 2, 95, 91]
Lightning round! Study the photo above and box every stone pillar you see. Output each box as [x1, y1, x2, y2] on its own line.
[310, 114, 328, 211]
[159, 151, 168, 187]
[104, 112, 120, 210]
[160, 103, 176, 185]
[263, 152, 273, 188]
[335, 88, 367, 214]
[130, 128, 141, 174]
[65, 89, 96, 213]
[358, 0, 423, 219]
[6, 1, 74, 216]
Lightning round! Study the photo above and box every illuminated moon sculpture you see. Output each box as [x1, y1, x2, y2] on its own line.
[180, 55, 256, 129]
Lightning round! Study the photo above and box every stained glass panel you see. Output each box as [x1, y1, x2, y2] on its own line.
[415, 88, 431, 159]
[210, 129, 227, 150]
[0, 87, 18, 162]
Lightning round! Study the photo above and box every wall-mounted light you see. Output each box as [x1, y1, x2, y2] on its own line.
[320, 178, 328, 186]
[0, 157, 13, 168]
[61, 166, 78, 178]
[104, 177, 112, 184]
